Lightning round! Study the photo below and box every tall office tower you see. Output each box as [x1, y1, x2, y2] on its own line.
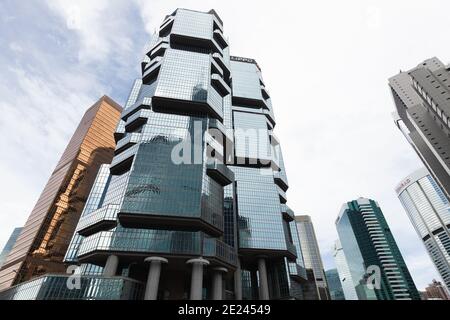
[325, 269, 345, 300]
[336, 197, 420, 300]
[0, 9, 305, 301]
[0, 228, 23, 268]
[421, 279, 450, 300]
[295, 215, 329, 299]
[396, 167, 450, 290]
[389, 57, 450, 201]
[333, 239, 358, 300]
[0, 96, 122, 292]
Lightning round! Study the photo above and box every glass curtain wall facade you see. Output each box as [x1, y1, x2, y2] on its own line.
[295, 215, 329, 299]
[396, 167, 450, 290]
[336, 197, 420, 300]
[325, 269, 345, 300]
[0, 8, 305, 301]
[390, 57, 450, 201]
[0, 96, 122, 292]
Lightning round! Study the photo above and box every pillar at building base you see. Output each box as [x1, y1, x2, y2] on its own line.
[103, 255, 119, 277]
[187, 257, 210, 300]
[257, 257, 269, 300]
[234, 259, 243, 300]
[212, 267, 228, 300]
[144, 257, 168, 300]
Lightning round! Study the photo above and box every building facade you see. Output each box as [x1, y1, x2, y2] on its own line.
[295, 215, 329, 299]
[0, 96, 122, 292]
[325, 268, 345, 300]
[335, 197, 420, 300]
[396, 167, 450, 290]
[0, 9, 306, 300]
[0, 228, 23, 269]
[421, 279, 450, 300]
[333, 239, 358, 300]
[390, 57, 450, 201]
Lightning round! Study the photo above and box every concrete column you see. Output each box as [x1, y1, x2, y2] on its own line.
[187, 258, 210, 300]
[234, 258, 243, 300]
[212, 267, 228, 300]
[257, 257, 269, 300]
[103, 255, 119, 277]
[144, 257, 168, 300]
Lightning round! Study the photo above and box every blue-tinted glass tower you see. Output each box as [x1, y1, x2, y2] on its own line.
[0, 8, 305, 300]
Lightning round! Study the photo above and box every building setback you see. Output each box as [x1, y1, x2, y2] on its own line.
[0, 9, 306, 300]
[396, 167, 450, 291]
[390, 57, 450, 201]
[0, 96, 122, 291]
[335, 197, 420, 300]
[295, 215, 329, 299]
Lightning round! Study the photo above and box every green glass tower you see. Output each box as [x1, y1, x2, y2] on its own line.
[335, 197, 420, 300]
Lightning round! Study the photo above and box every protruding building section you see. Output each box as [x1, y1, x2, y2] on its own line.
[389, 57, 450, 201]
[335, 197, 420, 300]
[295, 215, 329, 300]
[0, 96, 122, 291]
[396, 167, 450, 291]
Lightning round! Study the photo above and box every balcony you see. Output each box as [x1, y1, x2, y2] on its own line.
[76, 204, 120, 237]
[212, 53, 230, 80]
[142, 57, 162, 84]
[115, 133, 141, 155]
[206, 159, 234, 186]
[149, 40, 169, 60]
[281, 204, 295, 222]
[213, 29, 228, 49]
[274, 171, 289, 191]
[159, 16, 174, 36]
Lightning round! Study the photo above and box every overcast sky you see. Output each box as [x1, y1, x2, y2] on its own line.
[1, 0, 449, 290]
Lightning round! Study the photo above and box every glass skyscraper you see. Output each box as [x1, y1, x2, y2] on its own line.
[0, 228, 23, 269]
[396, 167, 450, 291]
[335, 197, 420, 300]
[295, 215, 329, 299]
[0, 96, 122, 292]
[390, 57, 450, 201]
[0, 9, 305, 300]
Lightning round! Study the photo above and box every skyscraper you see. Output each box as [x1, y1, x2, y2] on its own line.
[396, 167, 450, 290]
[0, 9, 305, 300]
[390, 57, 450, 201]
[335, 197, 420, 300]
[295, 215, 329, 299]
[421, 279, 450, 300]
[333, 239, 358, 300]
[0, 96, 122, 292]
[325, 269, 345, 300]
[0, 228, 23, 269]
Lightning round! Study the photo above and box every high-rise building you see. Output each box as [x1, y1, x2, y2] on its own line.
[295, 215, 329, 299]
[0, 96, 122, 292]
[390, 57, 450, 201]
[325, 269, 345, 300]
[421, 279, 450, 300]
[0, 9, 305, 300]
[0, 228, 23, 268]
[335, 197, 420, 300]
[395, 167, 450, 290]
[333, 239, 358, 300]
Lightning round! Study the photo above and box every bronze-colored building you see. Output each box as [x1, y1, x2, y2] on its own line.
[0, 96, 122, 291]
